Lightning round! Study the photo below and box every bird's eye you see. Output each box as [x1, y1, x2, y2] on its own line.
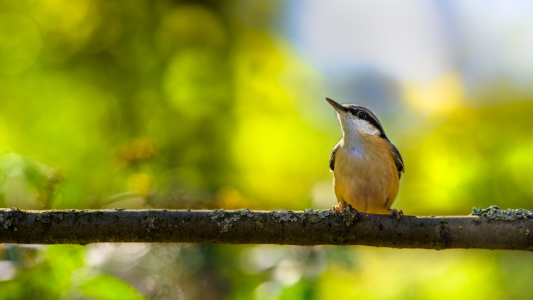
[357, 111, 366, 119]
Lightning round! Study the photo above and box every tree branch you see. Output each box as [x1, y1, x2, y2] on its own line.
[0, 208, 531, 250]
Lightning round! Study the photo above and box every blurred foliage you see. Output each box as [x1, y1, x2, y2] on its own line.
[401, 98, 533, 215]
[1, 0, 533, 299]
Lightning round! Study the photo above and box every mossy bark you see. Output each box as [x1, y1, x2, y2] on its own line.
[0, 208, 532, 250]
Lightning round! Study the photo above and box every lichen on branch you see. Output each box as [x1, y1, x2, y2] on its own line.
[471, 205, 533, 221]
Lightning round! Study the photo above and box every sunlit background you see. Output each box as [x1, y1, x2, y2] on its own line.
[1, 0, 533, 299]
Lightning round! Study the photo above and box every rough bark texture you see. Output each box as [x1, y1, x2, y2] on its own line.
[0, 208, 532, 250]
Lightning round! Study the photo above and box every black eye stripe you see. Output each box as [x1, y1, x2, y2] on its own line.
[348, 108, 386, 138]
[348, 109, 365, 119]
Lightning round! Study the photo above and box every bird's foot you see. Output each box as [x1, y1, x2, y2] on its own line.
[332, 202, 345, 215]
[390, 209, 403, 227]
[347, 204, 358, 214]
[390, 209, 403, 219]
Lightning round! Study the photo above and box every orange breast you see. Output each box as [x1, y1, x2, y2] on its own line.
[333, 137, 399, 214]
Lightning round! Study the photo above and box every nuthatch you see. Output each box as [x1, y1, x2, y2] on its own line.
[326, 97, 404, 217]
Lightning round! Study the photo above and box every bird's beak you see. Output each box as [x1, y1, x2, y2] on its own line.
[326, 97, 347, 115]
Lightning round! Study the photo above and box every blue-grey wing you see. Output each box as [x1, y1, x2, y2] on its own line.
[388, 141, 404, 179]
[329, 144, 340, 172]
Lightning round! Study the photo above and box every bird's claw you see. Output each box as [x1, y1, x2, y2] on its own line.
[347, 204, 358, 214]
[390, 209, 403, 219]
[390, 209, 403, 227]
[332, 202, 345, 215]
[332, 203, 359, 216]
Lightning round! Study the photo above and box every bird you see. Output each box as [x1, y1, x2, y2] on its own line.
[326, 97, 404, 217]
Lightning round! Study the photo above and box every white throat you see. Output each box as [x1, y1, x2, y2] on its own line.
[338, 113, 380, 151]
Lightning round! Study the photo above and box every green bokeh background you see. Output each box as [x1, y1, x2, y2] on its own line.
[1, 0, 533, 299]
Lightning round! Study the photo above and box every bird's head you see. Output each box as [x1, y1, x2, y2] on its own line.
[326, 97, 387, 140]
